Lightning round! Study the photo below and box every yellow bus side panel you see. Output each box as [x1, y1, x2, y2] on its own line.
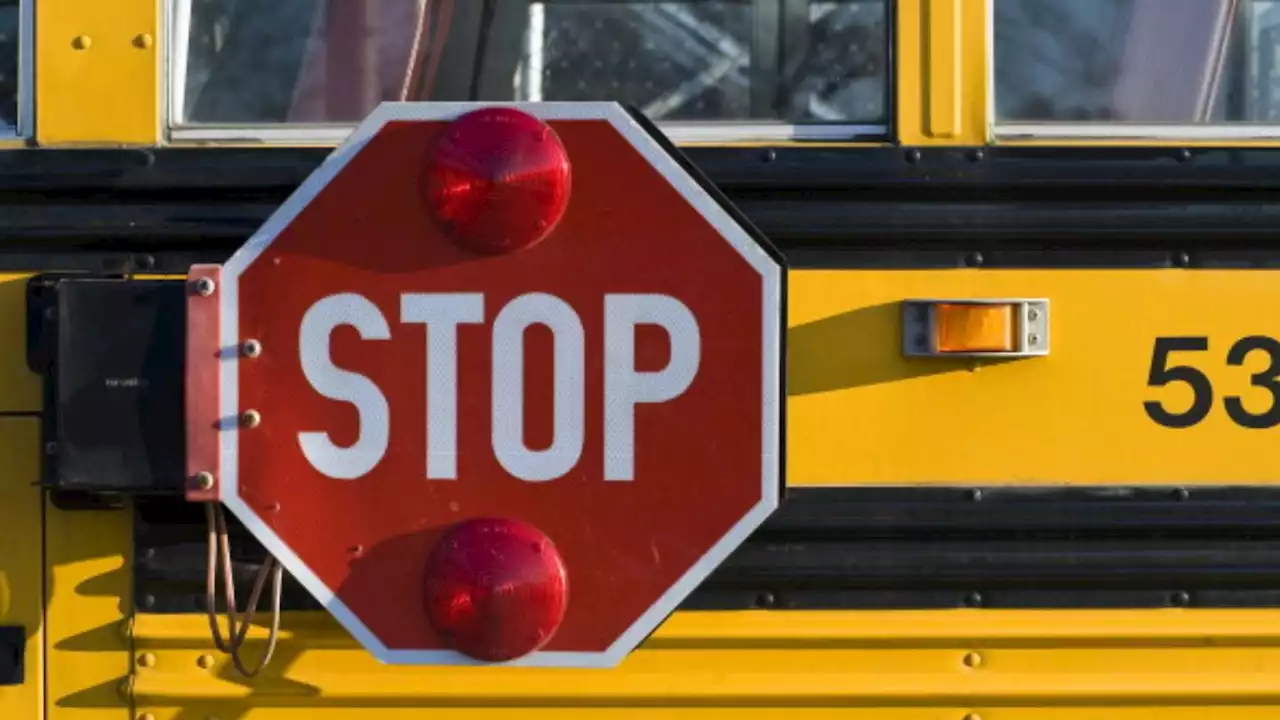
[0, 275, 40, 412]
[896, 0, 990, 145]
[46, 495, 133, 719]
[0, 420, 43, 720]
[35, 0, 159, 145]
[790, 269, 1280, 486]
[131, 609, 1280, 718]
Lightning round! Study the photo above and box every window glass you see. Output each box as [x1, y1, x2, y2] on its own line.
[0, 0, 20, 131]
[176, 0, 888, 128]
[996, 0, 1280, 124]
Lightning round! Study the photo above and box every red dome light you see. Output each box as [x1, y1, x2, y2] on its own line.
[423, 107, 572, 255]
[423, 517, 569, 662]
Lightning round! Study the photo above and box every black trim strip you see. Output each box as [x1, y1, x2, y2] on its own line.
[0, 147, 1277, 271]
[135, 487, 1280, 612]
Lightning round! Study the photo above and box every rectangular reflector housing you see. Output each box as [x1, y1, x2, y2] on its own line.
[933, 303, 1015, 353]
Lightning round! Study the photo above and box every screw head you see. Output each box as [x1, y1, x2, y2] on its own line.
[193, 471, 214, 490]
[192, 277, 215, 297]
[239, 409, 261, 429]
[241, 339, 262, 358]
[1027, 308, 1040, 321]
[1028, 333, 1041, 345]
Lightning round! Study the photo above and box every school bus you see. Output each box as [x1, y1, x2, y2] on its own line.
[7, 0, 1280, 718]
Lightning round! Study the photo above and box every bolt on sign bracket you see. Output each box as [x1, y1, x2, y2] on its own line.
[902, 299, 1050, 358]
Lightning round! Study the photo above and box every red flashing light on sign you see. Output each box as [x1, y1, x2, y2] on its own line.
[424, 107, 572, 255]
[423, 517, 569, 662]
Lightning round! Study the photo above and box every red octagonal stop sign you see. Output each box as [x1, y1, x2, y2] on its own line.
[185, 102, 784, 668]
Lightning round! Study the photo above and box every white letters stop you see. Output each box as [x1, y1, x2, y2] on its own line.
[296, 292, 701, 482]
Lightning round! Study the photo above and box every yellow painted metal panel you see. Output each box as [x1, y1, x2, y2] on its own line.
[35, 0, 159, 145]
[0, 274, 39, 412]
[896, 0, 990, 145]
[131, 609, 1280, 717]
[45, 496, 133, 720]
[0, 419, 43, 720]
[790, 268, 1280, 485]
[924, 0, 961, 139]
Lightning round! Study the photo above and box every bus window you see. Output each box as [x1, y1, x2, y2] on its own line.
[0, 0, 23, 135]
[171, 0, 889, 142]
[995, 0, 1280, 130]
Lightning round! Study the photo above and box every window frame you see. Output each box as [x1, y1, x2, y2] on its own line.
[3, 0, 32, 139]
[988, 0, 1280, 141]
[162, 0, 892, 144]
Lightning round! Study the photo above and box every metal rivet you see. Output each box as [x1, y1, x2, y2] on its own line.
[905, 148, 921, 164]
[963, 714, 982, 720]
[239, 409, 261, 429]
[136, 653, 156, 668]
[1176, 148, 1193, 163]
[137, 714, 156, 720]
[193, 471, 214, 490]
[117, 616, 134, 643]
[1171, 591, 1191, 607]
[760, 148, 776, 163]
[963, 651, 983, 668]
[196, 654, 215, 670]
[132, 33, 153, 49]
[134, 254, 156, 271]
[1172, 487, 1191, 501]
[192, 277, 215, 297]
[116, 677, 134, 701]
[71, 35, 91, 50]
[349, 544, 364, 557]
[241, 339, 262, 358]
[1175, 251, 1191, 268]
[141, 594, 156, 609]
[967, 149, 985, 163]
[968, 488, 983, 502]
[964, 591, 984, 607]
[966, 252, 984, 267]
[1027, 308, 1040, 321]
[1028, 333, 1041, 345]
[44, 441, 57, 456]
[266, 502, 281, 513]
[756, 591, 776, 609]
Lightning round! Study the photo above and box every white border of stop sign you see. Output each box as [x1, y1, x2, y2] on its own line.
[214, 102, 783, 668]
